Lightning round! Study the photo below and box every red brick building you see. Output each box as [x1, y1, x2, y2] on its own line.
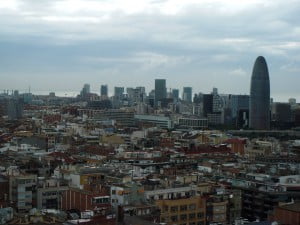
[62, 187, 111, 213]
[271, 202, 300, 225]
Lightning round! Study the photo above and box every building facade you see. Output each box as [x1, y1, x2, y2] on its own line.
[155, 196, 206, 225]
[249, 56, 270, 129]
[183, 87, 192, 102]
[100, 85, 108, 97]
[155, 79, 166, 107]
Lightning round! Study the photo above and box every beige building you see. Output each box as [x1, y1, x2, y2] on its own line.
[156, 196, 206, 225]
[246, 140, 272, 160]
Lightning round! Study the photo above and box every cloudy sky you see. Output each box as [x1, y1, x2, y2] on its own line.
[0, 0, 300, 101]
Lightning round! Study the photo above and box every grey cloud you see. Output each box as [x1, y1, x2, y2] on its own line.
[0, 0, 300, 101]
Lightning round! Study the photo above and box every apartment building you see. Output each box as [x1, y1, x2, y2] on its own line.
[9, 174, 37, 213]
[156, 196, 206, 225]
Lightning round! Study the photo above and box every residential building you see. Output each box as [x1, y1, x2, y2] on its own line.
[155, 195, 206, 225]
[9, 174, 37, 213]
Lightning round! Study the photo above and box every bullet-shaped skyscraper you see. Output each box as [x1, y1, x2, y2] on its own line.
[249, 56, 270, 129]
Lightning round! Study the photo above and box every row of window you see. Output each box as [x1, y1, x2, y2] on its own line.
[92, 198, 110, 204]
[112, 199, 118, 203]
[42, 191, 59, 197]
[179, 222, 204, 225]
[165, 204, 197, 212]
[150, 191, 194, 200]
[17, 201, 32, 207]
[161, 212, 204, 222]
[17, 179, 35, 184]
[177, 220, 204, 225]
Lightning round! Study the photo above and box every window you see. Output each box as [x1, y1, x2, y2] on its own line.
[180, 205, 187, 211]
[189, 204, 196, 210]
[163, 206, 169, 212]
[17, 201, 25, 207]
[180, 214, 187, 221]
[93, 197, 110, 204]
[25, 202, 32, 206]
[112, 190, 116, 195]
[197, 212, 204, 219]
[171, 206, 178, 212]
[25, 186, 32, 192]
[189, 213, 195, 219]
[171, 215, 178, 222]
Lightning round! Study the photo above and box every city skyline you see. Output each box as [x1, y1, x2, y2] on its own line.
[1, 0, 300, 102]
[0, 77, 297, 104]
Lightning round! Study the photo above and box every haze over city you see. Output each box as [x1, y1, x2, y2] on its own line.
[1, 0, 300, 101]
[2, 1, 300, 224]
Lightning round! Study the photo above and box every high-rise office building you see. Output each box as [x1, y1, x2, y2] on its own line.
[172, 89, 179, 101]
[230, 95, 250, 128]
[7, 98, 23, 120]
[271, 103, 292, 123]
[81, 83, 90, 97]
[101, 85, 108, 96]
[114, 87, 124, 98]
[83, 84, 90, 93]
[182, 87, 192, 102]
[249, 56, 270, 129]
[289, 98, 296, 105]
[154, 79, 166, 107]
[203, 94, 213, 117]
[230, 95, 249, 117]
[127, 87, 146, 104]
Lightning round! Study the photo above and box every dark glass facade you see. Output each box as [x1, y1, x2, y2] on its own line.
[249, 56, 270, 129]
[155, 79, 166, 107]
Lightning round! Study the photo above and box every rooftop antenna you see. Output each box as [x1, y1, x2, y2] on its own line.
[29, 85, 31, 94]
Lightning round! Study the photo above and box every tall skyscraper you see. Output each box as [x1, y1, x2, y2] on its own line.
[172, 89, 179, 101]
[182, 87, 192, 102]
[7, 98, 23, 120]
[127, 87, 146, 104]
[114, 87, 124, 98]
[203, 94, 213, 117]
[249, 56, 270, 129]
[81, 83, 90, 97]
[83, 84, 90, 94]
[155, 79, 166, 107]
[101, 85, 108, 96]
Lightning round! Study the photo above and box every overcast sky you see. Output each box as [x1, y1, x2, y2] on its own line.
[0, 0, 299, 101]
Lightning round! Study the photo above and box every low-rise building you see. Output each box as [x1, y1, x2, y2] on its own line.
[135, 115, 172, 129]
[110, 183, 145, 209]
[272, 202, 300, 225]
[9, 174, 37, 213]
[36, 178, 69, 209]
[155, 195, 206, 225]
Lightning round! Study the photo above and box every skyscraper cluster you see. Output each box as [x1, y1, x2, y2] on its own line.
[73, 56, 275, 129]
